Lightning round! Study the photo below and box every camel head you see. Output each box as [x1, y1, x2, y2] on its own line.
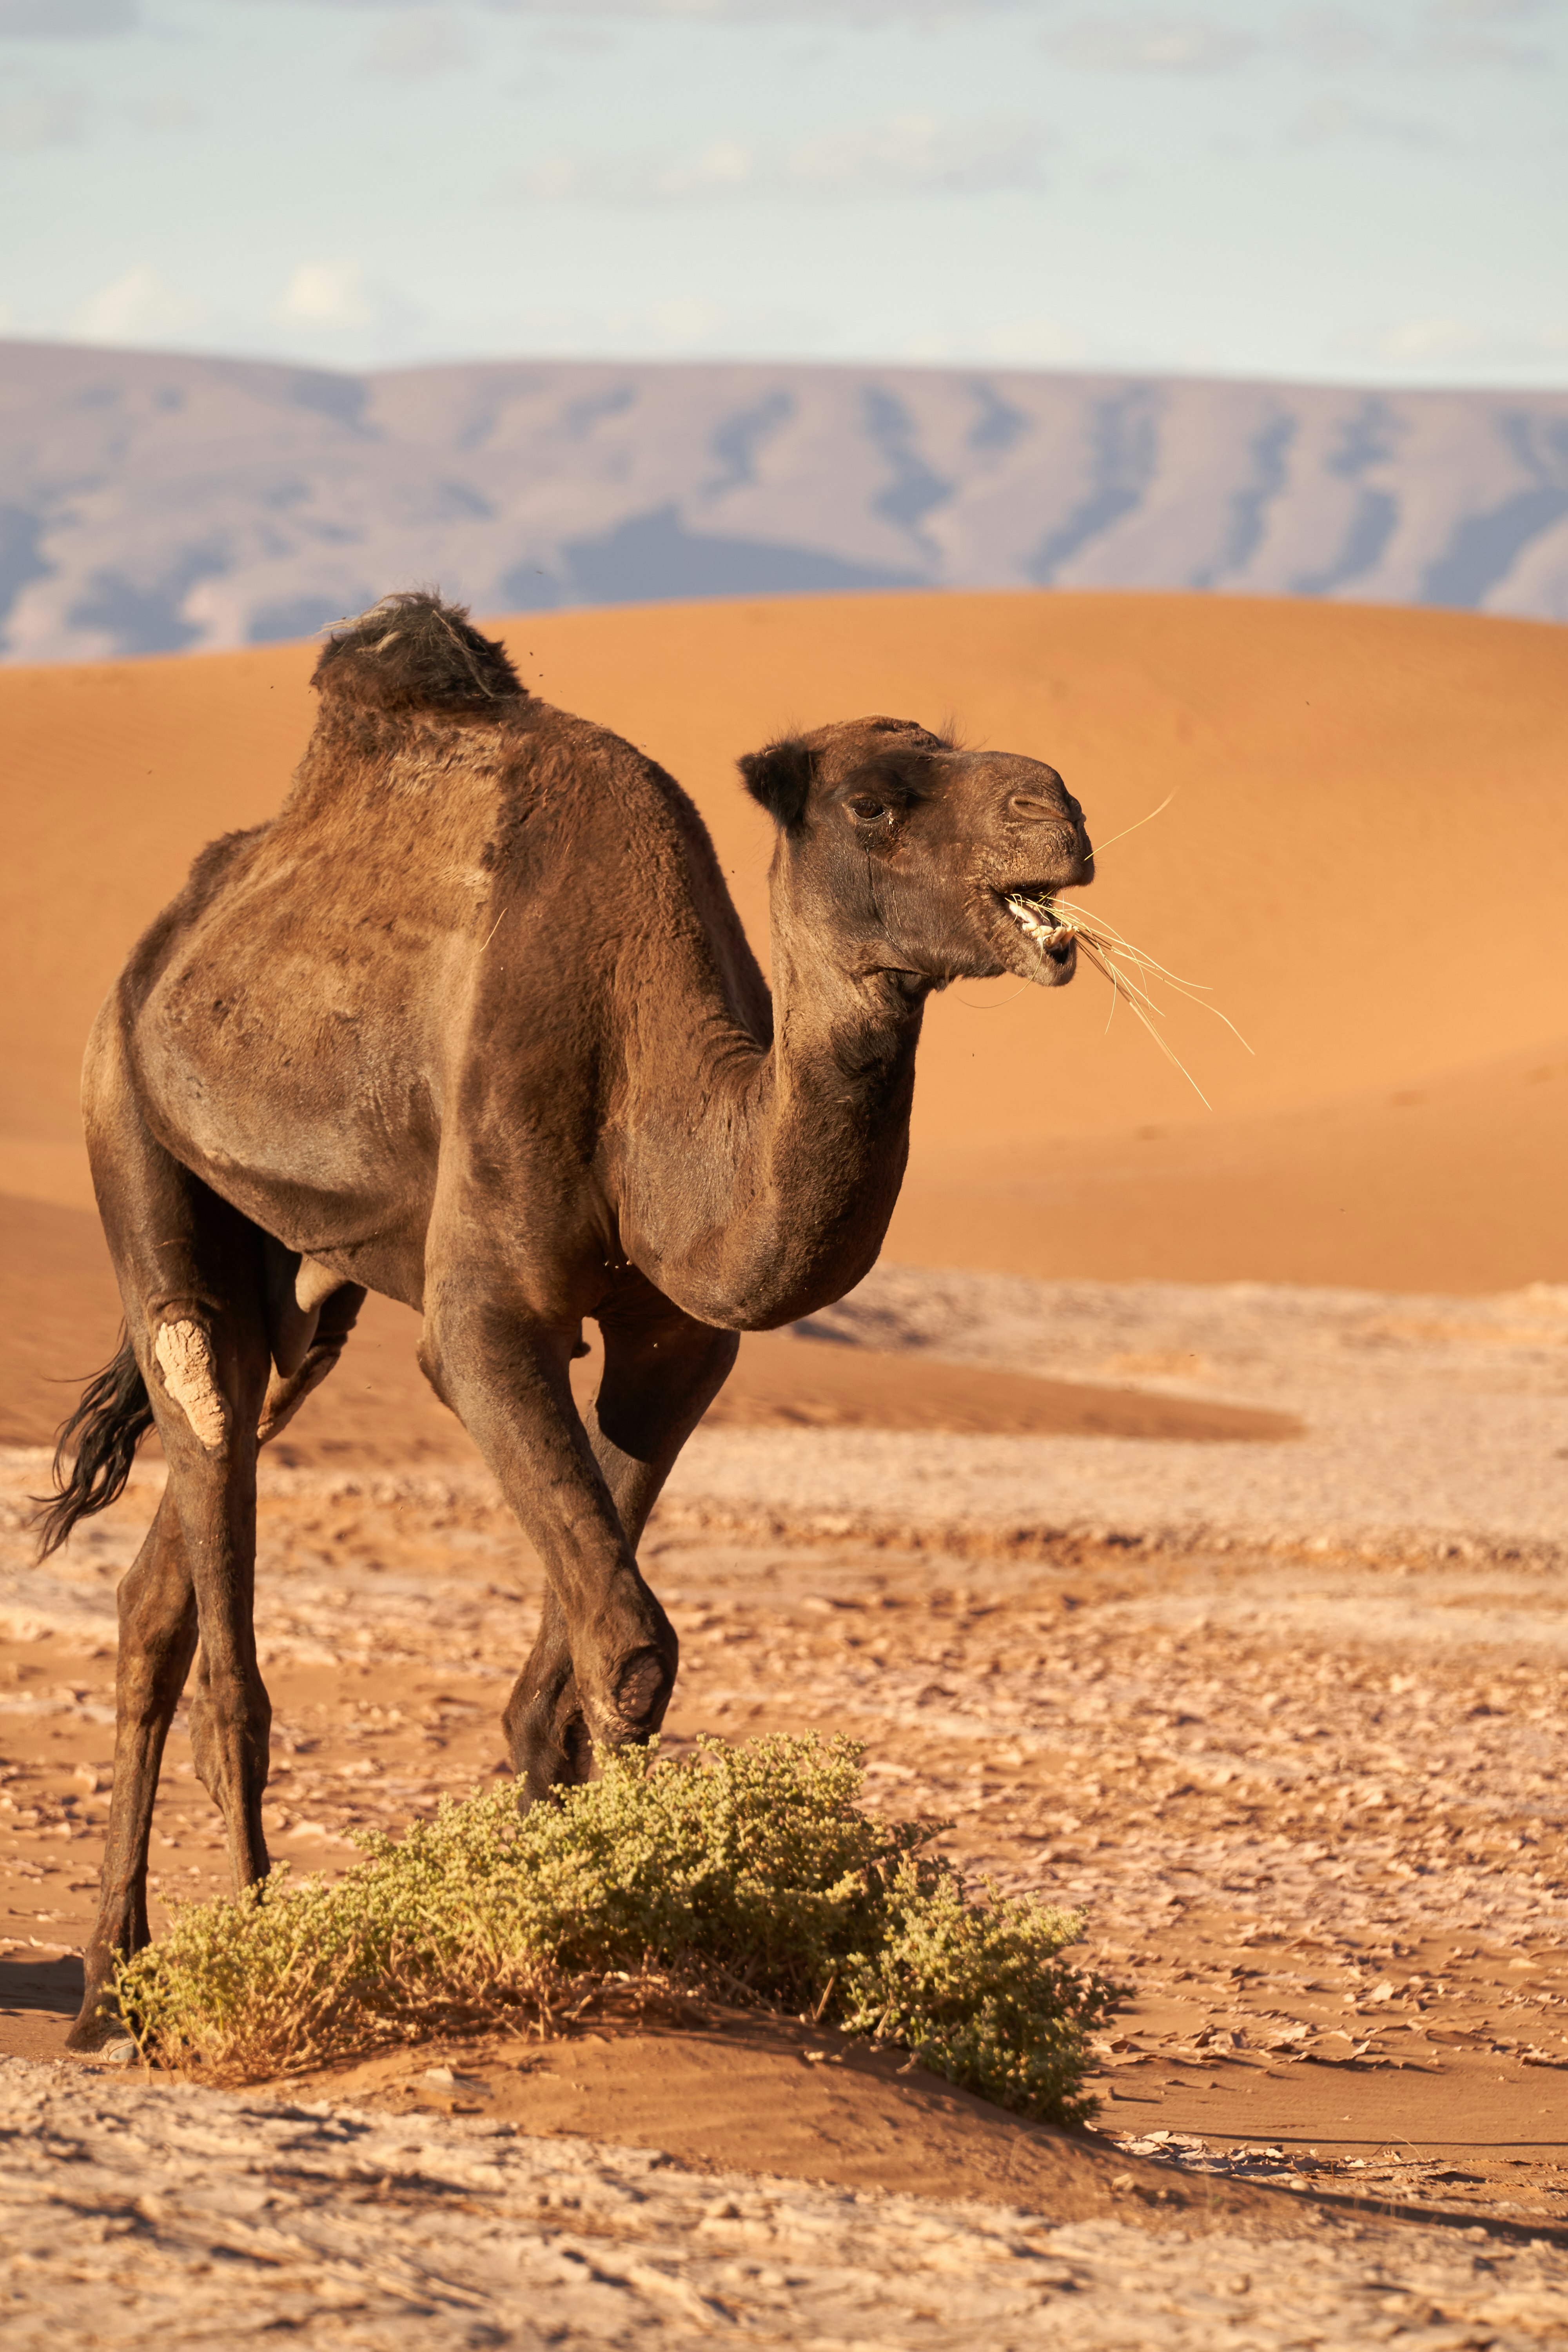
[739, 716, 1094, 994]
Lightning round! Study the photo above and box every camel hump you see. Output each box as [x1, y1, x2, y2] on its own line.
[311, 590, 525, 714]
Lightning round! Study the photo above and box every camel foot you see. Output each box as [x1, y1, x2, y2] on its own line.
[65, 1969, 126, 2053]
[581, 1646, 675, 1750]
[65, 2009, 124, 2054]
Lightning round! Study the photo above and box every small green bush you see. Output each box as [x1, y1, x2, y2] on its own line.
[116, 1735, 1115, 2120]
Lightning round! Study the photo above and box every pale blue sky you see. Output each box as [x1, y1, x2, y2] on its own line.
[1, 0, 1563, 385]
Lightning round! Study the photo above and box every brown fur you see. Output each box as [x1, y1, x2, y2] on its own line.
[37, 591, 1093, 2047]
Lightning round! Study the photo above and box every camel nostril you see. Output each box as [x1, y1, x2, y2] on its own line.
[1009, 793, 1061, 820]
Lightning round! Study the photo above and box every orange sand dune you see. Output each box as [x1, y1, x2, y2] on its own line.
[2, 590, 1564, 1291]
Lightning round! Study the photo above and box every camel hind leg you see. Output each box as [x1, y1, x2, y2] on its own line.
[65, 1259, 363, 2046]
[69, 1490, 198, 2047]
[65, 1013, 276, 2042]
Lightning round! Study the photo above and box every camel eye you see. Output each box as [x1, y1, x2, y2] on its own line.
[848, 795, 889, 823]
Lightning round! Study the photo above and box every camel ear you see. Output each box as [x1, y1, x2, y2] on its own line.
[739, 737, 816, 832]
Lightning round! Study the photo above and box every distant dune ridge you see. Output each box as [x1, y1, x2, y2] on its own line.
[2, 341, 1568, 663]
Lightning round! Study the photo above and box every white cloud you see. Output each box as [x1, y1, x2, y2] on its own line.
[518, 144, 750, 200]
[657, 137, 754, 194]
[982, 316, 1089, 365]
[1416, 0, 1548, 64]
[1046, 15, 1255, 71]
[362, 8, 470, 75]
[1281, 8, 1382, 72]
[0, 86, 83, 149]
[129, 92, 200, 132]
[277, 260, 376, 327]
[1425, 0, 1543, 22]
[474, 2, 1029, 16]
[645, 295, 725, 343]
[1416, 29, 1548, 64]
[72, 266, 203, 343]
[788, 111, 1048, 194]
[1350, 315, 1568, 368]
[518, 113, 1050, 203]
[0, 0, 136, 33]
[1290, 93, 1455, 146]
[258, 1, 1041, 16]
[271, 259, 426, 352]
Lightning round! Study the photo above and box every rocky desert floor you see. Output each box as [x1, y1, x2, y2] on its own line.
[4, 1267, 1568, 2345]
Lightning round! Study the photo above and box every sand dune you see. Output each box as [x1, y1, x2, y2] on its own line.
[891, 1031, 1568, 1291]
[2, 591, 1563, 1312]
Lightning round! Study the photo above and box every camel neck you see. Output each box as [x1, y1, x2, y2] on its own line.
[618, 867, 927, 1331]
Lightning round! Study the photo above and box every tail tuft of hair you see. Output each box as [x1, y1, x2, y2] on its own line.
[32, 1329, 155, 1561]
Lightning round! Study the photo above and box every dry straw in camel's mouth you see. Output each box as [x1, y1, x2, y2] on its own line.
[1003, 887, 1251, 1108]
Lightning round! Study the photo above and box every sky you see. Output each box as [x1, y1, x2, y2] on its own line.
[0, 0, 1564, 388]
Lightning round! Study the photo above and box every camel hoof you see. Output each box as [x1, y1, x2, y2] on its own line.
[65, 2016, 122, 2055]
[611, 1649, 670, 1736]
[65, 1988, 126, 2054]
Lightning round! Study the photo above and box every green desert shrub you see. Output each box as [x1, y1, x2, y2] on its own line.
[116, 1734, 1115, 2120]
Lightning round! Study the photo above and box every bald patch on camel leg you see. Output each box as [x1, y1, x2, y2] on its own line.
[152, 1320, 227, 1450]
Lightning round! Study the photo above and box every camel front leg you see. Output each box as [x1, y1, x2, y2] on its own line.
[501, 1301, 739, 1800]
[421, 1289, 680, 1770]
[69, 1492, 199, 2049]
[503, 1584, 595, 1804]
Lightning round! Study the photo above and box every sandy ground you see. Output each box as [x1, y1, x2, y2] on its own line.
[9, 1409, 1568, 2336]
[5, 1290, 1568, 2336]
[14, 2063, 1568, 2352]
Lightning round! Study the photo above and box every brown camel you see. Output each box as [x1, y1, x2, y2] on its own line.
[36, 592, 1093, 2048]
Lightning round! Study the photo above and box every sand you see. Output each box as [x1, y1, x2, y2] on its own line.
[11, 1440, 1568, 2342]
[13, 2061, 1568, 2352]
[3, 589, 1565, 1283]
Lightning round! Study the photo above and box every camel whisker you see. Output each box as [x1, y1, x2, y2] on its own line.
[1036, 895, 1253, 1055]
[1082, 789, 1178, 859]
[1077, 941, 1215, 1109]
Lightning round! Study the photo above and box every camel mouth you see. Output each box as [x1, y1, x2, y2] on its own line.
[1000, 887, 1078, 974]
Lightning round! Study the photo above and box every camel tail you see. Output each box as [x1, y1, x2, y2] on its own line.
[33, 1330, 155, 1561]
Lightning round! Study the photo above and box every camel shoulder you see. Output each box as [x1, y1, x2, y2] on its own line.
[117, 823, 274, 1005]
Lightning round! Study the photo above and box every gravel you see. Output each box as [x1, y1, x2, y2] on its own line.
[5, 2058, 1568, 2349]
[662, 1270, 1568, 1565]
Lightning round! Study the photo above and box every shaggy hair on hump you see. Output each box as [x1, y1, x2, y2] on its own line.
[313, 591, 525, 713]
